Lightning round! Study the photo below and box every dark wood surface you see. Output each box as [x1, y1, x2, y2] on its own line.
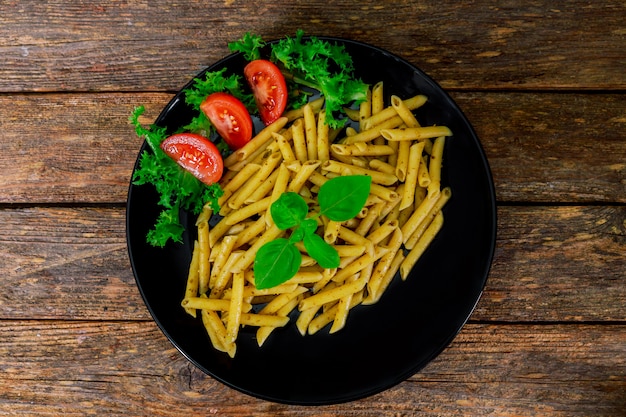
[1, 1, 625, 415]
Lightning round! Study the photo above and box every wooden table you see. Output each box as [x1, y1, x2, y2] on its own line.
[2, 1, 625, 415]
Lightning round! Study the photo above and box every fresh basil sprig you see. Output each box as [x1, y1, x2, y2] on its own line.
[253, 175, 372, 289]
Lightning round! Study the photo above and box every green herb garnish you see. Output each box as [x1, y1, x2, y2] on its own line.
[181, 68, 255, 141]
[132, 30, 370, 249]
[271, 30, 369, 128]
[229, 30, 369, 128]
[130, 106, 223, 247]
[228, 32, 266, 61]
[130, 66, 253, 247]
[254, 175, 372, 289]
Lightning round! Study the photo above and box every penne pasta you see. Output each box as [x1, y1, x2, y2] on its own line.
[227, 152, 282, 210]
[180, 81, 453, 356]
[400, 211, 444, 280]
[364, 227, 403, 304]
[400, 142, 425, 210]
[283, 97, 324, 121]
[405, 187, 452, 250]
[428, 136, 446, 193]
[224, 117, 288, 167]
[361, 94, 427, 131]
[358, 86, 372, 131]
[369, 159, 396, 175]
[324, 219, 341, 244]
[287, 160, 321, 193]
[317, 109, 330, 161]
[274, 132, 297, 164]
[303, 103, 318, 161]
[224, 197, 272, 225]
[395, 139, 411, 181]
[321, 160, 398, 186]
[182, 296, 250, 312]
[380, 125, 452, 142]
[391, 95, 422, 128]
[331, 143, 394, 157]
[183, 241, 201, 317]
[299, 274, 368, 311]
[225, 272, 245, 344]
[240, 313, 290, 328]
[197, 220, 211, 295]
[371, 81, 384, 115]
[343, 115, 405, 144]
[291, 118, 308, 163]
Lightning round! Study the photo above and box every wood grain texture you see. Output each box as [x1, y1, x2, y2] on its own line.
[453, 92, 626, 203]
[0, 321, 624, 416]
[1, 92, 624, 204]
[2, 1, 625, 414]
[1, 0, 624, 92]
[0, 207, 148, 320]
[1, 206, 623, 322]
[0, 93, 169, 204]
[477, 205, 626, 322]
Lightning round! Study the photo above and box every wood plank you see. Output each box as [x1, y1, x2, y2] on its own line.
[0, 206, 149, 320]
[477, 206, 626, 322]
[0, 321, 624, 416]
[1, 205, 624, 322]
[1, 0, 625, 92]
[0, 92, 170, 204]
[452, 92, 626, 203]
[1, 92, 625, 204]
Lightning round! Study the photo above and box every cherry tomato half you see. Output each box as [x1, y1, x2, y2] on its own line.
[200, 92, 253, 150]
[244, 59, 288, 126]
[160, 133, 224, 185]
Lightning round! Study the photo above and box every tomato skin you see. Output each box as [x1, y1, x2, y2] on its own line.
[244, 59, 288, 125]
[200, 92, 253, 150]
[160, 133, 224, 185]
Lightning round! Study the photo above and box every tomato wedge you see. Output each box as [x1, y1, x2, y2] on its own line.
[160, 133, 224, 185]
[200, 92, 253, 150]
[244, 59, 288, 125]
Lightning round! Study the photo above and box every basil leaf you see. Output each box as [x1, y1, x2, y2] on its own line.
[303, 233, 340, 269]
[270, 192, 308, 230]
[289, 226, 306, 243]
[300, 218, 318, 236]
[318, 175, 372, 222]
[254, 238, 302, 289]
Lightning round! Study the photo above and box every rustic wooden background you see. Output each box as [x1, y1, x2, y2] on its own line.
[1, 0, 625, 415]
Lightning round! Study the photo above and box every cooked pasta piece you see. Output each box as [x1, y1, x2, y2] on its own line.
[181, 82, 452, 356]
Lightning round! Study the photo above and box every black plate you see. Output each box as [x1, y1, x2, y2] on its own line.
[126, 37, 496, 405]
